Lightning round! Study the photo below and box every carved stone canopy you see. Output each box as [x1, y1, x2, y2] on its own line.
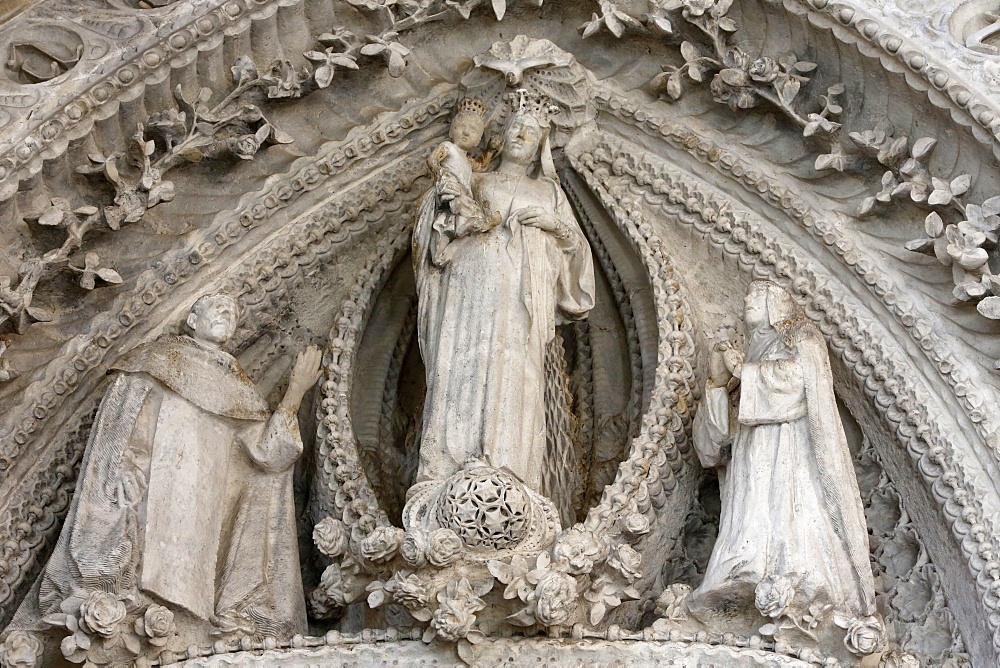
[1, 0, 999, 666]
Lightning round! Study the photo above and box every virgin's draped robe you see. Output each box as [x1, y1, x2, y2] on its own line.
[413, 171, 595, 492]
[691, 324, 875, 617]
[38, 336, 306, 634]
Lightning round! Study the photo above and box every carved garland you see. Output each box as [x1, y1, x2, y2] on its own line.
[569, 133, 1000, 658]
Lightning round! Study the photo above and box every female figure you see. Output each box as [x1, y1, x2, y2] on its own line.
[412, 101, 595, 493]
[690, 281, 875, 622]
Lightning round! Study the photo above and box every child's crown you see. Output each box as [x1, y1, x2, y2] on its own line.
[456, 97, 488, 119]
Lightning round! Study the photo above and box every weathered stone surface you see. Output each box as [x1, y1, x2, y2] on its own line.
[1, 0, 998, 665]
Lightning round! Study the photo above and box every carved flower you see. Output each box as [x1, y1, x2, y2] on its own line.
[654, 583, 691, 620]
[551, 528, 605, 575]
[754, 575, 794, 619]
[430, 578, 484, 642]
[314, 517, 349, 558]
[427, 528, 463, 568]
[682, 0, 716, 17]
[532, 570, 578, 626]
[748, 57, 779, 83]
[232, 134, 261, 161]
[317, 560, 367, 607]
[400, 529, 430, 567]
[710, 74, 757, 111]
[844, 616, 887, 656]
[621, 513, 650, 537]
[134, 604, 174, 647]
[361, 526, 405, 563]
[78, 592, 127, 638]
[0, 630, 43, 667]
[385, 572, 430, 611]
[607, 544, 642, 582]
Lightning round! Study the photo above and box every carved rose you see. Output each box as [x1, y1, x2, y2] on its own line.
[748, 57, 780, 83]
[0, 630, 43, 667]
[400, 529, 429, 567]
[360, 526, 405, 564]
[134, 604, 174, 647]
[607, 543, 642, 582]
[317, 561, 367, 607]
[532, 570, 578, 626]
[385, 573, 430, 610]
[551, 528, 605, 575]
[232, 134, 260, 160]
[427, 528, 463, 568]
[430, 579, 484, 642]
[754, 575, 794, 619]
[314, 517, 349, 558]
[844, 616, 887, 656]
[710, 75, 757, 111]
[621, 513, 650, 537]
[78, 591, 127, 638]
[430, 597, 476, 641]
[654, 583, 692, 620]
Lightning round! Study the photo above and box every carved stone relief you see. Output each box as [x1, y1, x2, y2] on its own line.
[0, 0, 999, 666]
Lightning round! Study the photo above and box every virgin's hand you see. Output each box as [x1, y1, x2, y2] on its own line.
[515, 206, 559, 233]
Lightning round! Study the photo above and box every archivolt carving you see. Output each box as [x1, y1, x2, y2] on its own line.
[3, 1, 1000, 664]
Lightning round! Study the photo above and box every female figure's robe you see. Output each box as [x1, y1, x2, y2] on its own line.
[691, 324, 875, 618]
[412, 170, 595, 492]
[37, 336, 306, 636]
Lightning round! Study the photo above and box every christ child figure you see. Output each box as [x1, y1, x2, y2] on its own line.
[425, 97, 501, 266]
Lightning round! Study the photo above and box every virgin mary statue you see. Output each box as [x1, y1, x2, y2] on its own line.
[690, 281, 875, 622]
[411, 99, 595, 494]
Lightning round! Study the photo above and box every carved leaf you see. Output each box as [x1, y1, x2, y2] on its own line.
[857, 197, 876, 217]
[911, 136, 937, 160]
[980, 296, 1000, 320]
[778, 77, 800, 106]
[590, 602, 606, 625]
[367, 589, 385, 608]
[759, 623, 777, 636]
[878, 137, 908, 166]
[97, 268, 123, 285]
[717, 17, 738, 32]
[38, 206, 64, 227]
[950, 174, 972, 197]
[487, 559, 514, 584]
[925, 212, 944, 237]
[680, 41, 700, 63]
[580, 14, 602, 39]
[507, 607, 536, 626]
[649, 13, 673, 34]
[666, 71, 683, 100]
[983, 195, 1000, 217]
[492, 0, 506, 20]
[457, 638, 475, 665]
